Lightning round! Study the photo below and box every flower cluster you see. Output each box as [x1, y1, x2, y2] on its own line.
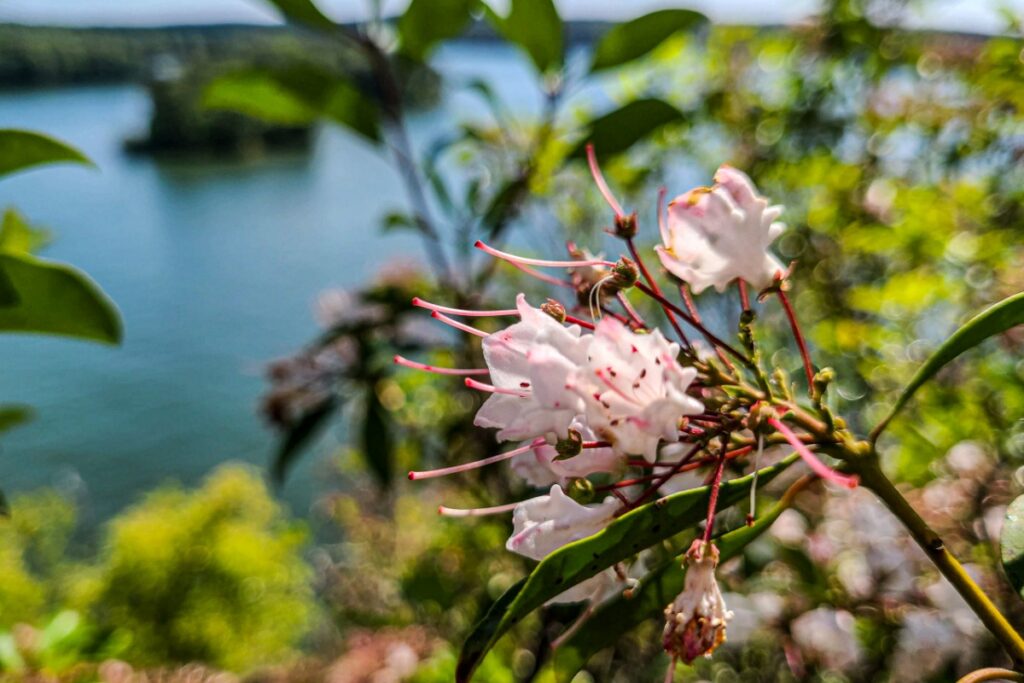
[397, 151, 859, 674]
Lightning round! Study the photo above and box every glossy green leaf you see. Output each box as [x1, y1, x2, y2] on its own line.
[0, 129, 93, 179]
[872, 291, 1024, 439]
[0, 404, 34, 435]
[0, 207, 52, 255]
[262, 0, 335, 31]
[590, 9, 708, 72]
[485, 0, 563, 74]
[399, 0, 476, 61]
[361, 387, 393, 487]
[204, 66, 381, 143]
[552, 493, 794, 677]
[569, 99, 685, 161]
[456, 452, 799, 682]
[271, 397, 338, 484]
[1001, 495, 1024, 598]
[0, 252, 121, 344]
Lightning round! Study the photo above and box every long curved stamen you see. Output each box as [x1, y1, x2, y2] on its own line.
[504, 259, 575, 288]
[768, 417, 859, 489]
[393, 355, 488, 376]
[412, 298, 518, 317]
[586, 143, 625, 218]
[475, 240, 613, 269]
[464, 377, 530, 397]
[410, 440, 540, 480]
[438, 501, 519, 517]
[657, 186, 670, 245]
[430, 311, 488, 338]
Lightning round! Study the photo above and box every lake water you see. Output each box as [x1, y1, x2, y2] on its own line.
[0, 42, 552, 523]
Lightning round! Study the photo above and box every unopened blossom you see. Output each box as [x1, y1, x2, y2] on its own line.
[656, 165, 785, 293]
[663, 540, 734, 664]
[475, 294, 592, 442]
[573, 318, 703, 462]
[507, 484, 621, 603]
[510, 420, 621, 487]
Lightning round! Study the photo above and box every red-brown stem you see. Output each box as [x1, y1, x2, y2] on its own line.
[618, 445, 702, 515]
[616, 291, 646, 330]
[776, 288, 814, 391]
[564, 315, 596, 330]
[626, 238, 689, 345]
[738, 279, 751, 312]
[598, 306, 631, 326]
[702, 451, 728, 543]
[634, 282, 752, 367]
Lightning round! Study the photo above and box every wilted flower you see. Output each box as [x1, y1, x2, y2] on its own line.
[573, 318, 703, 462]
[656, 165, 785, 293]
[663, 540, 734, 665]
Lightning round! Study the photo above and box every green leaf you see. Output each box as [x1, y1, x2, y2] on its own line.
[551, 493, 793, 677]
[204, 66, 381, 143]
[0, 208, 52, 255]
[872, 291, 1024, 439]
[590, 9, 708, 72]
[262, 0, 336, 31]
[361, 387, 394, 487]
[203, 71, 318, 126]
[399, 0, 476, 61]
[0, 252, 121, 344]
[1001, 494, 1024, 599]
[455, 452, 799, 682]
[485, 0, 563, 74]
[0, 129, 93, 179]
[0, 404, 34, 435]
[569, 99, 685, 161]
[271, 397, 338, 484]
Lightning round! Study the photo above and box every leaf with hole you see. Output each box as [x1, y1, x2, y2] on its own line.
[568, 99, 685, 162]
[455, 452, 798, 681]
[872, 291, 1024, 439]
[0, 252, 121, 344]
[0, 129, 93, 179]
[590, 9, 708, 72]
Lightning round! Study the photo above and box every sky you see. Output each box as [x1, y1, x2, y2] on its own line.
[0, 0, 1020, 34]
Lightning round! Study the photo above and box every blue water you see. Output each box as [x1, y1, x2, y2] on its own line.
[0, 42, 552, 522]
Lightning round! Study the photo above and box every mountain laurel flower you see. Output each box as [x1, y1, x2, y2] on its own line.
[474, 294, 592, 442]
[510, 420, 621, 487]
[663, 540, 734, 665]
[656, 165, 786, 293]
[507, 484, 621, 604]
[574, 318, 704, 462]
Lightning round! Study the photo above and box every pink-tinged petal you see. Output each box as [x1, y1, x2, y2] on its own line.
[713, 164, 760, 207]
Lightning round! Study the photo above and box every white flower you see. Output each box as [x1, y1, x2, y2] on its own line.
[663, 541, 734, 663]
[510, 420, 622, 487]
[573, 318, 703, 462]
[475, 294, 592, 442]
[506, 485, 620, 604]
[656, 165, 785, 293]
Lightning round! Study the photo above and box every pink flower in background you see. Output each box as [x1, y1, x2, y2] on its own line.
[573, 318, 703, 462]
[656, 165, 786, 293]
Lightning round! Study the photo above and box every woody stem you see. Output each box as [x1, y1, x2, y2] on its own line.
[776, 287, 814, 392]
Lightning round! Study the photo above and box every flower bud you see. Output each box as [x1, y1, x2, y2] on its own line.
[540, 298, 567, 323]
[812, 366, 835, 402]
[663, 540, 733, 664]
[613, 211, 638, 239]
[610, 257, 638, 290]
[567, 477, 595, 504]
